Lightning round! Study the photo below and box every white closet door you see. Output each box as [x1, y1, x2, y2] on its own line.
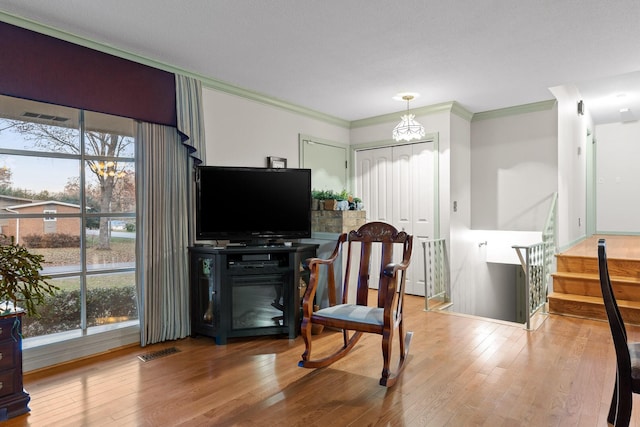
[355, 141, 435, 296]
[356, 147, 393, 223]
[407, 142, 435, 296]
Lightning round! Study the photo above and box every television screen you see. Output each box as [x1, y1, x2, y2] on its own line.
[195, 166, 312, 243]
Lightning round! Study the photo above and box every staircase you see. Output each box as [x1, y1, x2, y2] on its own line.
[549, 235, 640, 324]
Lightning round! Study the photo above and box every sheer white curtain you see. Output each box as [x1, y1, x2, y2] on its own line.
[136, 75, 206, 345]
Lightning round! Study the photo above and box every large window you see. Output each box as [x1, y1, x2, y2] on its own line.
[0, 94, 137, 340]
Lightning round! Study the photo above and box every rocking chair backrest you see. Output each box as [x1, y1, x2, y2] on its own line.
[342, 222, 413, 309]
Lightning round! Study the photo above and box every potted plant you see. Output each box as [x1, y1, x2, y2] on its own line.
[0, 235, 58, 419]
[336, 189, 350, 210]
[323, 190, 338, 211]
[311, 189, 324, 210]
[353, 197, 364, 211]
[0, 235, 58, 317]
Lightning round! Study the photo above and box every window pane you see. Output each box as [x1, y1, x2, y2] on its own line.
[0, 154, 80, 201]
[0, 94, 80, 153]
[86, 223, 135, 271]
[86, 272, 138, 326]
[21, 276, 81, 338]
[27, 234, 82, 276]
[84, 159, 135, 214]
[84, 110, 135, 157]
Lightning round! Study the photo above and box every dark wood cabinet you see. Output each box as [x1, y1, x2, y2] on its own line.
[0, 314, 30, 420]
[189, 244, 317, 344]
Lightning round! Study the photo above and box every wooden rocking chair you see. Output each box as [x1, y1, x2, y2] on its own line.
[298, 221, 413, 387]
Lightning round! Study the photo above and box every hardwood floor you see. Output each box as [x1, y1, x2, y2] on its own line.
[5, 293, 639, 426]
[562, 234, 640, 259]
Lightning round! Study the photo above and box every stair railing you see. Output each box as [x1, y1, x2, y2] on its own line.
[422, 238, 449, 311]
[513, 192, 558, 329]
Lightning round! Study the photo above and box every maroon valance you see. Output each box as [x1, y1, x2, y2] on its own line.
[0, 21, 176, 127]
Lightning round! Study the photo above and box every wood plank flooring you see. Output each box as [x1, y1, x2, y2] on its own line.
[562, 234, 640, 259]
[5, 293, 640, 426]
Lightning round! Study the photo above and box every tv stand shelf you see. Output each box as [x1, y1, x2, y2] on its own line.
[189, 243, 318, 344]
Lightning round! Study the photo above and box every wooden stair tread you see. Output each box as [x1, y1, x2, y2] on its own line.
[552, 271, 640, 284]
[549, 236, 640, 324]
[548, 292, 640, 309]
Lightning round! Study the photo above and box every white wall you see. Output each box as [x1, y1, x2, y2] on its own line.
[470, 106, 558, 230]
[595, 120, 640, 233]
[202, 88, 350, 167]
[448, 113, 473, 315]
[450, 104, 558, 321]
[550, 85, 589, 249]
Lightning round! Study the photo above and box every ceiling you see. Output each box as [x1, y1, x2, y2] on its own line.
[1, 1, 640, 124]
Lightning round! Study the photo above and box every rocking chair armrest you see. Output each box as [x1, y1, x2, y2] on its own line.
[382, 261, 410, 278]
[301, 233, 347, 310]
[302, 233, 347, 272]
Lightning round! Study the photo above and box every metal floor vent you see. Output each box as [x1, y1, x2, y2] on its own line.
[137, 347, 180, 362]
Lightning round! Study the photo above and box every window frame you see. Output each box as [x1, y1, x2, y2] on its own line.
[0, 96, 140, 371]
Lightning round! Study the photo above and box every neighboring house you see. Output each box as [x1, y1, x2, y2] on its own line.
[0, 195, 35, 240]
[2, 200, 82, 245]
[0, 194, 35, 209]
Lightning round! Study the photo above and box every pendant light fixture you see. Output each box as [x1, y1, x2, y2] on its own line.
[392, 93, 425, 142]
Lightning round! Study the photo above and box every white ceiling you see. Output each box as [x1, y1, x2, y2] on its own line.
[1, 1, 640, 124]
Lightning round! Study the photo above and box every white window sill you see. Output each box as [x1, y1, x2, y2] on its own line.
[23, 321, 140, 372]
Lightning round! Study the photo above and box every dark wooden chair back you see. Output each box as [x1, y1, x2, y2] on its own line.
[598, 238, 640, 426]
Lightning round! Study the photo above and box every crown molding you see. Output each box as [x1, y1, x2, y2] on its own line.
[0, 11, 350, 129]
[3, 12, 554, 131]
[471, 99, 557, 122]
[350, 101, 472, 129]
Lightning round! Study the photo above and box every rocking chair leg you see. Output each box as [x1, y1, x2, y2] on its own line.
[398, 320, 406, 358]
[380, 327, 393, 385]
[379, 329, 413, 387]
[299, 319, 313, 364]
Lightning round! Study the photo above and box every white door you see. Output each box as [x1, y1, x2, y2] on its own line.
[300, 138, 348, 192]
[355, 141, 435, 296]
[356, 146, 393, 223]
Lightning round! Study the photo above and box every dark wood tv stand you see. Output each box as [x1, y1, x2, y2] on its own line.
[189, 243, 318, 344]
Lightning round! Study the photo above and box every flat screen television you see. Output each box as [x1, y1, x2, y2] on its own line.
[195, 166, 312, 244]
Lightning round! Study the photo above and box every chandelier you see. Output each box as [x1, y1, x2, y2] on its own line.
[90, 161, 127, 178]
[392, 94, 425, 142]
